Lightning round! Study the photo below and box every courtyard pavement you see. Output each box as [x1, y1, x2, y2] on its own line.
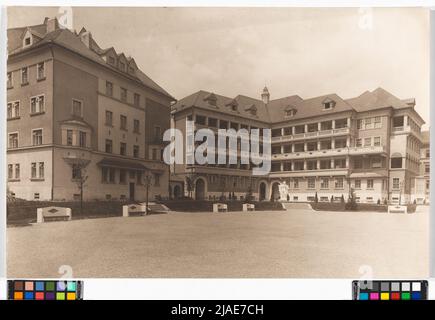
[7, 207, 429, 278]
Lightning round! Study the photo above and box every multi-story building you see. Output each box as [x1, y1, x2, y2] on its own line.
[7, 18, 174, 201]
[414, 130, 430, 204]
[170, 87, 426, 204]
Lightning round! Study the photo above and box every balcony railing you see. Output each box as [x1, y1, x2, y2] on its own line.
[348, 145, 386, 155]
[271, 147, 349, 160]
[271, 127, 350, 143]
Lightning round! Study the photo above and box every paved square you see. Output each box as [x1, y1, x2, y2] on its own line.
[7, 207, 429, 278]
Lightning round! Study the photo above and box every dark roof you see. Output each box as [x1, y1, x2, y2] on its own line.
[97, 158, 149, 170]
[7, 18, 174, 100]
[345, 87, 409, 112]
[173, 87, 418, 124]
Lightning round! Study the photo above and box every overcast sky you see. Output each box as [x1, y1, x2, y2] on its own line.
[7, 6, 430, 128]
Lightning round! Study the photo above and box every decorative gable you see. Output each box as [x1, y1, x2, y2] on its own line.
[127, 58, 138, 75]
[117, 53, 128, 72]
[22, 29, 33, 48]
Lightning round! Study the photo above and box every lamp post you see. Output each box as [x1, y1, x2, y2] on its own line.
[144, 171, 153, 215]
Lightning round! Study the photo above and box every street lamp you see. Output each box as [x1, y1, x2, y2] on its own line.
[144, 171, 153, 215]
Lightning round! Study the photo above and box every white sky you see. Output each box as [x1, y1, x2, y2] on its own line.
[7, 6, 430, 128]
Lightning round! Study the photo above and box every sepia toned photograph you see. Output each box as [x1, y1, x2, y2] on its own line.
[6, 6, 430, 278]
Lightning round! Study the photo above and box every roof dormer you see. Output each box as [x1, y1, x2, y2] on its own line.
[22, 29, 33, 48]
[118, 53, 128, 72]
[226, 99, 238, 112]
[203, 92, 218, 107]
[322, 97, 336, 110]
[284, 105, 297, 117]
[245, 104, 257, 116]
[127, 58, 137, 75]
[100, 47, 117, 66]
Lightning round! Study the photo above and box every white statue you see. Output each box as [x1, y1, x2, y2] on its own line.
[278, 181, 289, 201]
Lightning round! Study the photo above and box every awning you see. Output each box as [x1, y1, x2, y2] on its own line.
[97, 157, 149, 171]
[350, 172, 386, 178]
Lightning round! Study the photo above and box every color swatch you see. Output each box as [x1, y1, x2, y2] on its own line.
[8, 280, 83, 300]
[353, 280, 428, 300]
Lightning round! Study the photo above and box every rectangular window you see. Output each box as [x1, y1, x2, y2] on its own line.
[357, 119, 363, 129]
[293, 178, 299, 189]
[109, 168, 116, 183]
[195, 115, 206, 125]
[21, 67, 28, 84]
[365, 118, 373, 129]
[373, 137, 381, 147]
[133, 145, 139, 158]
[120, 142, 127, 156]
[79, 131, 86, 148]
[106, 81, 113, 96]
[31, 162, 37, 179]
[120, 87, 127, 102]
[393, 178, 400, 190]
[391, 157, 402, 168]
[34, 193, 40, 200]
[7, 101, 20, 119]
[37, 62, 45, 80]
[72, 99, 82, 117]
[335, 178, 344, 189]
[120, 115, 127, 130]
[208, 118, 218, 127]
[105, 111, 113, 126]
[356, 138, 362, 147]
[320, 178, 329, 189]
[7, 72, 12, 88]
[8, 133, 18, 148]
[364, 137, 371, 147]
[374, 116, 382, 128]
[39, 162, 44, 178]
[72, 164, 81, 180]
[30, 95, 45, 114]
[15, 164, 20, 179]
[354, 159, 362, 169]
[32, 129, 43, 146]
[335, 159, 346, 169]
[133, 119, 140, 133]
[426, 149, 430, 158]
[355, 179, 361, 189]
[105, 139, 113, 153]
[425, 164, 430, 174]
[119, 170, 126, 184]
[371, 157, 382, 168]
[307, 178, 315, 189]
[367, 179, 374, 189]
[8, 164, 13, 180]
[66, 130, 73, 146]
[134, 93, 140, 107]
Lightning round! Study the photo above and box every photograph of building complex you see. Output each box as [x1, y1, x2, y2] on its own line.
[6, 7, 430, 278]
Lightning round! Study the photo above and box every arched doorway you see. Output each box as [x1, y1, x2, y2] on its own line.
[259, 182, 267, 201]
[271, 182, 280, 201]
[195, 178, 206, 200]
[173, 185, 181, 199]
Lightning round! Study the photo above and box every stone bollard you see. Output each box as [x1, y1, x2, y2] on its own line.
[37, 208, 43, 223]
[122, 205, 129, 217]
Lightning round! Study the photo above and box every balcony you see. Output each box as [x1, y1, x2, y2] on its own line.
[271, 147, 349, 160]
[268, 168, 349, 178]
[348, 145, 386, 156]
[271, 127, 350, 143]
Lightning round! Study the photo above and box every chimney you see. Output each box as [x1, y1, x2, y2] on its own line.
[46, 18, 59, 33]
[261, 86, 270, 104]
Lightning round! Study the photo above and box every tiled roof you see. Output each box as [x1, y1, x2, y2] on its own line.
[345, 87, 409, 112]
[7, 19, 174, 100]
[174, 87, 417, 124]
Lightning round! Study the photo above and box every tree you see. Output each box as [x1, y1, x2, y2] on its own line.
[185, 176, 194, 199]
[345, 187, 358, 211]
[72, 159, 90, 215]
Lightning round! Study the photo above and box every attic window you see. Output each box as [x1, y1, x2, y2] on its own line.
[119, 62, 126, 71]
[322, 99, 336, 110]
[129, 66, 135, 74]
[245, 105, 257, 116]
[203, 93, 218, 107]
[285, 106, 297, 117]
[24, 36, 31, 47]
[108, 56, 115, 65]
[231, 105, 237, 111]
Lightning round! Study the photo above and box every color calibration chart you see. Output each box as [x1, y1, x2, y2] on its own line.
[353, 280, 428, 300]
[8, 280, 83, 300]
